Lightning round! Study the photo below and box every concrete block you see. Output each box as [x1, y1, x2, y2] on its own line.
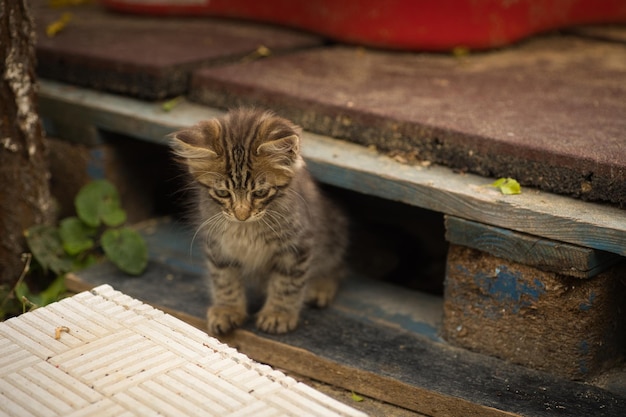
[443, 244, 626, 379]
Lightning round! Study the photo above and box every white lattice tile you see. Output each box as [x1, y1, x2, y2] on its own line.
[0, 285, 367, 417]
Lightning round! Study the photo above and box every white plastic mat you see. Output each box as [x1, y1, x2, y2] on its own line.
[0, 285, 366, 417]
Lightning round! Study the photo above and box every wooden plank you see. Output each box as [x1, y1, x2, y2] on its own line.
[445, 216, 622, 278]
[64, 273, 626, 417]
[65, 272, 513, 417]
[64, 217, 626, 417]
[39, 81, 223, 146]
[301, 134, 626, 257]
[38, 80, 626, 256]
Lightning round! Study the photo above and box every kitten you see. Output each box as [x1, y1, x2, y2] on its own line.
[171, 108, 348, 334]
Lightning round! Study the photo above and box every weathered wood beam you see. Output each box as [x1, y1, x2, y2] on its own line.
[445, 216, 621, 278]
[39, 80, 626, 256]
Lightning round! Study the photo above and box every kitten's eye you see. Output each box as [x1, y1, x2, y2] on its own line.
[252, 188, 270, 199]
[214, 189, 230, 198]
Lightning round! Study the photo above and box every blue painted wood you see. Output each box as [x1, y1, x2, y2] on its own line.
[38, 80, 626, 256]
[445, 216, 621, 278]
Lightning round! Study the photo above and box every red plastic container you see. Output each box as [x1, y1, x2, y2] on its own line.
[101, 0, 626, 51]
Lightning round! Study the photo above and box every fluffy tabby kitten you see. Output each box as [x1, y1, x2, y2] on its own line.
[171, 108, 348, 334]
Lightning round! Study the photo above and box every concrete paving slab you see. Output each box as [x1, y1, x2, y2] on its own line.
[190, 36, 626, 205]
[33, 1, 323, 99]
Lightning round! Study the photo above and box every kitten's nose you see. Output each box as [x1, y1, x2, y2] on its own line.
[234, 205, 251, 221]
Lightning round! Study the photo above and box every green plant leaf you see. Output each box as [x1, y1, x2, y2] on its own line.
[0, 284, 20, 321]
[38, 275, 67, 306]
[15, 281, 40, 313]
[13, 276, 66, 313]
[102, 228, 148, 275]
[490, 177, 522, 195]
[73, 253, 99, 272]
[59, 217, 96, 255]
[75, 180, 127, 227]
[25, 225, 75, 275]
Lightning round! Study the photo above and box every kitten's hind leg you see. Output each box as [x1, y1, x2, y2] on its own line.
[305, 273, 340, 308]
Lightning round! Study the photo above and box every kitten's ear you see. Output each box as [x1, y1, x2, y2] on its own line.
[170, 120, 221, 160]
[170, 136, 218, 160]
[256, 134, 300, 157]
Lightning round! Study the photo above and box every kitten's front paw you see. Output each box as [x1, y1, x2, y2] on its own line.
[256, 308, 299, 334]
[207, 306, 247, 335]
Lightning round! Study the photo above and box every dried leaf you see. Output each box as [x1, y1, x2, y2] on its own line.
[241, 45, 272, 62]
[54, 326, 70, 340]
[452, 46, 470, 58]
[255, 45, 272, 57]
[46, 12, 72, 37]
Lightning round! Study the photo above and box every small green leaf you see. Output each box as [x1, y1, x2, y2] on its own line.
[25, 225, 75, 275]
[15, 281, 41, 312]
[350, 391, 364, 402]
[59, 217, 96, 255]
[102, 228, 148, 275]
[75, 180, 127, 227]
[490, 177, 521, 195]
[161, 96, 182, 112]
[73, 253, 99, 272]
[0, 284, 20, 321]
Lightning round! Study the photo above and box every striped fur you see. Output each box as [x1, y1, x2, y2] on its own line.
[171, 108, 348, 334]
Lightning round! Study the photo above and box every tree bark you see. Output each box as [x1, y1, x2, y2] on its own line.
[0, 0, 53, 283]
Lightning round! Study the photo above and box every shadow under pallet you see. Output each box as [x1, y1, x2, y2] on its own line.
[67, 217, 626, 417]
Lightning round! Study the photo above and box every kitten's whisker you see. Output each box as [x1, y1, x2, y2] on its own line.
[286, 188, 311, 214]
[261, 217, 281, 241]
[265, 210, 287, 237]
[265, 210, 300, 254]
[190, 212, 223, 257]
[286, 188, 308, 206]
[205, 214, 226, 242]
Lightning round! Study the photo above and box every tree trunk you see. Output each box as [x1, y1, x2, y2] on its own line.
[0, 0, 53, 283]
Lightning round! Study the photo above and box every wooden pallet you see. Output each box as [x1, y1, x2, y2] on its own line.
[62, 217, 625, 417]
[39, 80, 626, 257]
